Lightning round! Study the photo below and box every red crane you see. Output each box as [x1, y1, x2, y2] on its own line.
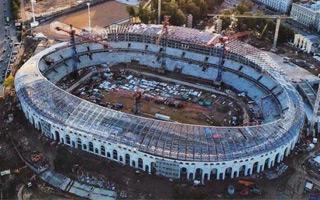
[206, 31, 251, 83]
[55, 25, 109, 48]
[55, 25, 110, 77]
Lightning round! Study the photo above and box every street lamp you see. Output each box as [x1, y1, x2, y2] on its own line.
[86, 1, 92, 32]
[30, 0, 39, 28]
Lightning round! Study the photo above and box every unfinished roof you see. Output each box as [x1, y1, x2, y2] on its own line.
[15, 28, 304, 162]
[106, 24, 220, 46]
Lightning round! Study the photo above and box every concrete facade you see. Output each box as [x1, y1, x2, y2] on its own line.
[255, 0, 292, 13]
[21, 104, 298, 182]
[290, 1, 320, 32]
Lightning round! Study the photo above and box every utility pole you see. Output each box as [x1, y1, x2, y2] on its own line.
[158, 0, 161, 24]
[30, 0, 39, 27]
[86, 1, 92, 32]
[272, 18, 281, 50]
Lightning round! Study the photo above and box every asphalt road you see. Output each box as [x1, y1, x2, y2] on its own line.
[0, 0, 17, 94]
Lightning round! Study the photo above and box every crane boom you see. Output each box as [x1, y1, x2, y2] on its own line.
[208, 14, 291, 19]
[208, 14, 292, 49]
[55, 25, 109, 78]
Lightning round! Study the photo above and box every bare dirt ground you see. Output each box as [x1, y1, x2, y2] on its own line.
[34, 1, 129, 40]
[24, 0, 80, 14]
[58, 1, 129, 29]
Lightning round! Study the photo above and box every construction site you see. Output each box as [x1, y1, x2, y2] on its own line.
[2, 0, 320, 199]
[59, 63, 256, 126]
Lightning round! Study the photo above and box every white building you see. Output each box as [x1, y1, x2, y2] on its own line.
[15, 25, 304, 183]
[293, 33, 320, 53]
[255, 0, 292, 13]
[290, 1, 320, 32]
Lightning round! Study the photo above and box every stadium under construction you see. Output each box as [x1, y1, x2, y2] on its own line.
[14, 24, 305, 182]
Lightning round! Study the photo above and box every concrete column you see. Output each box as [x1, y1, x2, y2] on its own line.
[188, 171, 194, 180]
[231, 171, 234, 179]
[221, 172, 225, 180]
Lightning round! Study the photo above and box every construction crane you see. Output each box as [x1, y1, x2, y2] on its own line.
[55, 25, 109, 77]
[156, 15, 170, 73]
[208, 31, 251, 84]
[208, 14, 292, 50]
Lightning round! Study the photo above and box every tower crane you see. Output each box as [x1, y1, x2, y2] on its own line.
[156, 15, 170, 73]
[55, 25, 109, 77]
[208, 14, 292, 50]
[208, 31, 251, 84]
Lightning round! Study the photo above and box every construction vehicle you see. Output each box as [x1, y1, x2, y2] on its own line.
[55, 25, 109, 78]
[207, 31, 250, 84]
[208, 14, 292, 50]
[238, 179, 255, 187]
[257, 23, 269, 39]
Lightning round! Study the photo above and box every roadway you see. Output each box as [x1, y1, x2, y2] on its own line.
[0, 0, 18, 97]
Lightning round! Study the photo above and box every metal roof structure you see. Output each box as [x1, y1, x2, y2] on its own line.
[15, 25, 304, 162]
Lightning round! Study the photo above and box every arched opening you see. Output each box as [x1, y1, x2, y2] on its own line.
[77, 138, 82, 149]
[233, 171, 237, 178]
[66, 135, 71, 144]
[95, 148, 99, 154]
[145, 165, 149, 173]
[119, 156, 123, 162]
[113, 150, 118, 160]
[252, 162, 259, 174]
[210, 169, 217, 180]
[247, 168, 251, 176]
[72, 141, 75, 148]
[89, 142, 94, 152]
[204, 173, 209, 182]
[125, 154, 130, 165]
[195, 168, 203, 181]
[61, 138, 64, 144]
[188, 173, 194, 180]
[83, 144, 87, 150]
[239, 165, 246, 177]
[151, 162, 156, 175]
[225, 167, 232, 179]
[275, 153, 280, 164]
[101, 146, 105, 156]
[264, 158, 270, 169]
[55, 131, 60, 142]
[180, 167, 187, 181]
[38, 122, 42, 132]
[138, 158, 143, 169]
[107, 152, 111, 158]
